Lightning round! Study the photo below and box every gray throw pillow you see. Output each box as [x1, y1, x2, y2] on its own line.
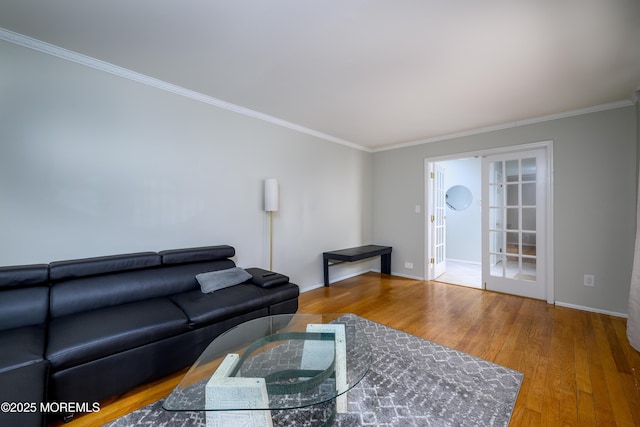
[196, 267, 252, 293]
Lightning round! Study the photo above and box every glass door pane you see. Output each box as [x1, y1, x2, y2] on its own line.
[432, 164, 446, 278]
[488, 161, 505, 278]
[488, 157, 537, 281]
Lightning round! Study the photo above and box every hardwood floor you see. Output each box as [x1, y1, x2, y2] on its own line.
[52, 273, 640, 426]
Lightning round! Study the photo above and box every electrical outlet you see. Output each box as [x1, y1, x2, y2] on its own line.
[404, 262, 414, 269]
[584, 274, 595, 287]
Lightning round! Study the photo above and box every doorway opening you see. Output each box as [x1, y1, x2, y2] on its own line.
[431, 157, 481, 288]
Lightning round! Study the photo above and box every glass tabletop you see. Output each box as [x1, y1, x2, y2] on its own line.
[163, 313, 371, 412]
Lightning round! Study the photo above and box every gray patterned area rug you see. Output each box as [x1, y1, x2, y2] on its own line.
[106, 315, 522, 426]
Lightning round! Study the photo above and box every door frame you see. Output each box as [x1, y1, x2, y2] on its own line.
[424, 140, 554, 304]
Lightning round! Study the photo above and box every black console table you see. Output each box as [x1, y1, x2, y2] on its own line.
[322, 245, 392, 286]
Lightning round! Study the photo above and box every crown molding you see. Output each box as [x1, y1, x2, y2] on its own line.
[373, 99, 635, 153]
[1, 26, 633, 155]
[0, 27, 370, 153]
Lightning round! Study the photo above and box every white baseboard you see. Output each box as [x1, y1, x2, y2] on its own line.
[554, 301, 628, 318]
[368, 268, 423, 280]
[388, 271, 424, 281]
[299, 283, 324, 293]
[299, 269, 372, 293]
[445, 258, 481, 265]
[299, 269, 424, 293]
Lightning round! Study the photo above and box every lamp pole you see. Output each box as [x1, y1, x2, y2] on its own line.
[264, 179, 279, 271]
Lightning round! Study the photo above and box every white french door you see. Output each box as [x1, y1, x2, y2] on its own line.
[432, 164, 446, 279]
[482, 149, 547, 300]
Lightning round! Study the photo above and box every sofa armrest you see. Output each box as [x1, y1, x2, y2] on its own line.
[245, 268, 289, 288]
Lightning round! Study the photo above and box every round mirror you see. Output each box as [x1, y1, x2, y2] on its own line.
[446, 185, 473, 211]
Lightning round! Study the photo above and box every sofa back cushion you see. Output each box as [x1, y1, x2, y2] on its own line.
[49, 246, 236, 318]
[159, 245, 235, 265]
[0, 265, 49, 331]
[49, 252, 161, 282]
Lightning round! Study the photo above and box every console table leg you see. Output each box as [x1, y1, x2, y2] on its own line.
[323, 259, 330, 286]
[381, 253, 391, 275]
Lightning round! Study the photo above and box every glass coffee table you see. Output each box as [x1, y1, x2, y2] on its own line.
[163, 313, 371, 426]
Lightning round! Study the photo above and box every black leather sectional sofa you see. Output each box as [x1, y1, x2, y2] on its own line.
[0, 245, 299, 427]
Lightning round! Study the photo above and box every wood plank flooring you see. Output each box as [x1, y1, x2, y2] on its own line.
[51, 273, 640, 426]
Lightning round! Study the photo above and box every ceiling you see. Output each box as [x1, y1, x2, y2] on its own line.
[1, 0, 639, 151]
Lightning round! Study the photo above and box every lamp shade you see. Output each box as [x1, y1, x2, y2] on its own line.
[264, 178, 279, 212]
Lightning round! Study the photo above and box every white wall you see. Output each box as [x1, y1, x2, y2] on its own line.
[373, 106, 637, 315]
[439, 158, 481, 263]
[0, 40, 373, 291]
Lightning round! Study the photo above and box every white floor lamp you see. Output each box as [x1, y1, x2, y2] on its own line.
[264, 179, 279, 271]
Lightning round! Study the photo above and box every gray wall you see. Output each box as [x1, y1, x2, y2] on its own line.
[0, 40, 373, 291]
[373, 106, 637, 315]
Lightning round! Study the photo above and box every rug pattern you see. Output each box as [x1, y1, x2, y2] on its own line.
[106, 315, 522, 426]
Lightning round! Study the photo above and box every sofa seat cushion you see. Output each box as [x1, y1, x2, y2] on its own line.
[171, 282, 300, 327]
[171, 284, 271, 327]
[0, 325, 46, 372]
[47, 298, 189, 370]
